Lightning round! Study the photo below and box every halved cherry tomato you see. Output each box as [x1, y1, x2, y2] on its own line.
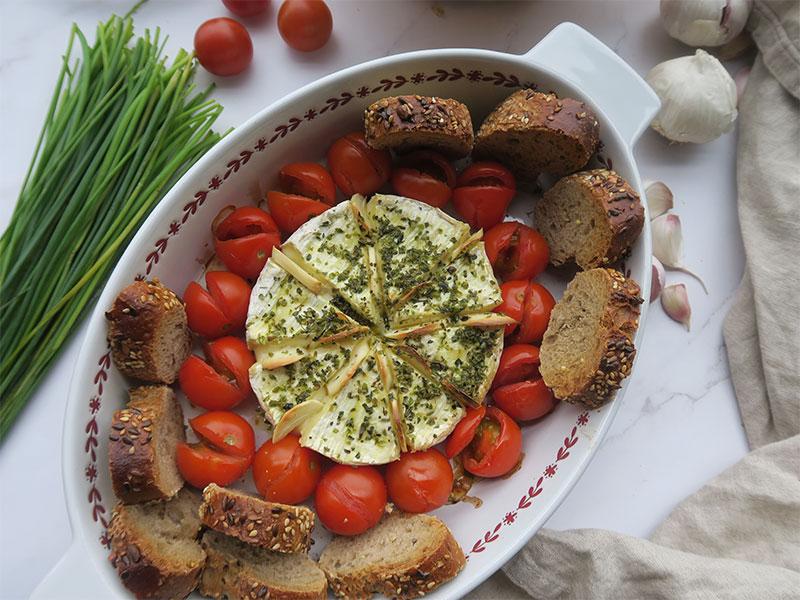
[390, 150, 456, 208]
[385, 448, 453, 513]
[494, 280, 555, 343]
[327, 132, 392, 196]
[277, 0, 333, 53]
[267, 191, 330, 235]
[279, 162, 336, 206]
[314, 465, 387, 535]
[491, 345, 555, 421]
[252, 435, 322, 504]
[177, 441, 252, 488]
[452, 162, 516, 231]
[189, 411, 256, 458]
[494, 280, 527, 336]
[445, 404, 486, 459]
[213, 206, 281, 280]
[178, 337, 254, 410]
[461, 406, 522, 478]
[484, 222, 549, 281]
[184, 270, 251, 339]
[222, 0, 270, 18]
[194, 17, 253, 77]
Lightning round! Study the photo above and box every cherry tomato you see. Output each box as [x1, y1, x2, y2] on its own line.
[314, 465, 387, 535]
[184, 270, 251, 339]
[445, 404, 486, 459]
[267, 191, 330, 235]
[177, 441, 252, 488]
[385, 449, 453, 513]
[178, 337, 254, 410]
[390, 150, 456, 208]
[194, 18, 253, 77]
[491, 345, 555, 421]
[494, 280, 527, 336]
[327, 132, 392, 196]
[452, 162, 516, 231]
[511, 282, 555, 345]
[484, 222, 549, 281]
[189, 411, 256, 459]
[222, 0, 270, 17]
[461, 406, 522, 478]
[252, 435, 322, 504]
[213, 206, 281, 280]
[279, 162, 336, 206]
[277, 0, 333, 52]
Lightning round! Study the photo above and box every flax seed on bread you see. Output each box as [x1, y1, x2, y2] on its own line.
[106, 279, 191, 384]
[200, 484, 315, 553]
[474, 89, 600, 180]
[535, 169, 645, 269]
[109, 385, 185, 504]
[364, 95, 474, 158]
[319, 511, 466, 600]
[539, 268, 642, 409]
[108, 487, 205, 600]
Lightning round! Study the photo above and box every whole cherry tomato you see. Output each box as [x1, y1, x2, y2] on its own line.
[279, 162, 336, 206]
[277, 0, 333, 52]
[315, 465, 387, 535]
[178, 336, 254, 411]
[194, 18, 253, 77]
[252, 435, 323, 504]
[491, 345, 555, 421]
[327, 132, 392, 196]
[484, 222, 549, 281]
[452, 162, 516, 231]
[267, 191, 330, 235]
[461, 406, 522, 478]
[184, 270, 251, 339]
[494, 280, 555, 344]
[213, 206, 281, 280]
[445, 404, 486, 459]
[385, 448, 453, 513]
[222, 0, 270, 17]
[390, 150, 456, 208]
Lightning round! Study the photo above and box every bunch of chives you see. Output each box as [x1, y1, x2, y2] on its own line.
[0, 15, 228, 439]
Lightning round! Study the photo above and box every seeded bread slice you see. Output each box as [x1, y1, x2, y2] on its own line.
[200, 530, 328, 600]
[474, 89, 600, 180]
[105, 279, 191, 383]
[200, 484, 315, 553]
[109, 385, 185, 504]
[364, 95, 474, 158]
[319, 511, 466, 600]
[539, 268, 643, 409]
[108, 487, 205, 600]
[535, 169, 644, 269]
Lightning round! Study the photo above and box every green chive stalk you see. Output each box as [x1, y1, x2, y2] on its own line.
[0, 15, 229, 440]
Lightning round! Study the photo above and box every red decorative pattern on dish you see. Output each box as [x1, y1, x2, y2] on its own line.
[85, 352, 112, 535]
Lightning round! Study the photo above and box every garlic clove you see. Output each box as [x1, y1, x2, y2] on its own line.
[651, 256, 667, 302]
[642, 180, 674, 219]
[662, 284, 692, 331]
[651, 213, 709, 293]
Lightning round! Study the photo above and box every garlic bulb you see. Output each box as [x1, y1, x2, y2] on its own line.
[660, 0, 753, 47]
[646, 50, 738, 143]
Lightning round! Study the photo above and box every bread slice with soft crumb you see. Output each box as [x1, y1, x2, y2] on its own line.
[319, 511, 465, 600]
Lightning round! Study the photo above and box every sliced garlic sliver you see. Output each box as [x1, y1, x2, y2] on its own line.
[326, 338, 371, 396]
[273, 400, 324, 442]
[271, 248, 324, 294]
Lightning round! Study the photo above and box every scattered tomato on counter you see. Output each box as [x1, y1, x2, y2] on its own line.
[278, 0, 333, 52]
[452, 161, 516, 231]
[385, 448, 453, 513]
[484, 221, 549, 281]
[179, 336, 255, 410]
[252, 435, 323, 504]
[267, 161, 336, 234]
[448, 406, 522, 478]
[491, 344, 555, 421]
[213, 205, 281, 279]
[327, 132, 392, 196]
[494, 280, 555, 344]
[183, 270, 251, 339]
[315, 464, 387, 535]
[222, 0, 270, 18]
[194, 17, 253, 77]
[390, 150, 456, 208]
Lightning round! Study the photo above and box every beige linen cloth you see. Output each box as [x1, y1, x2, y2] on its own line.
[467, 2, 800, 598]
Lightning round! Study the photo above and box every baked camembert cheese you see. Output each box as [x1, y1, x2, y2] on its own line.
[247, 194, 512, 465]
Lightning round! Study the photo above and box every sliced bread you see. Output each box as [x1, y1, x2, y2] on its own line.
[535, 169, 644, 269]
[319, 511, 466, 600]
[109, 384, 185, 504]
[200, 530, 328, 600]
[364, 95, 473, 158]
[200, 483, 315, 553]
[108, 487, 205, 600]
[106, 279, 191, 384]
[473, 89, 599, 180]
[539, 268, 642, 409]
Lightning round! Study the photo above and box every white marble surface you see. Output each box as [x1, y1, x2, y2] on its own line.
[0, 1, 751, 598]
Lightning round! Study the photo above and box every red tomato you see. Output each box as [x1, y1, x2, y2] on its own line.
[277, 0, 333, 52]
[327, 132, 392, 196]
[279, 162, 336, 206]
[213, 206, 281, 280]
[494, 280, 527, 336]
[267, 191, 330, 235]
[390, 150, 456, 208]
[194, 18, 253, 77]
[189, 411, 256, 458]
[314, 465, 387, 535]
[178, 337, 254, 410]
[222, 0, 270, 17]
[461, 407, 522, 478]
[445, 404, 486, 459]
[511, 282, 555, 345]
[385, 449, 453, 513]
[452, 162, 516, 231]
[184, 270, 251, 339]
[491, 345, 555, 421]
[484, 222, 550, 281]
[176, 441, 252, 488]
[252, 435, 322, 504]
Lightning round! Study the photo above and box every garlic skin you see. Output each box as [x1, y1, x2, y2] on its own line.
[646, 50, 738, 144]
[651, 213, 709, 293]
[662, 284, 692, 330]
[651, 256, 667, 302]
[660, 0, 753, 47]
[642, 180, 674, 219]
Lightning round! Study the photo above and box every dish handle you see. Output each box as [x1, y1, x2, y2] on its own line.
[521, 22, 660, 147]
[31, 537, 112, 600]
